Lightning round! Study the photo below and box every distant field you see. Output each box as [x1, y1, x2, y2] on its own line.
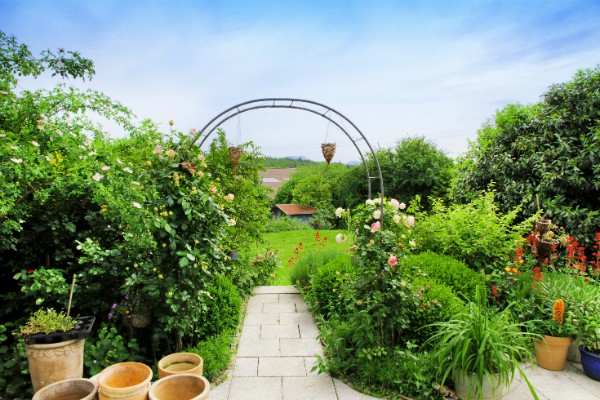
[262, 229, 349, 285]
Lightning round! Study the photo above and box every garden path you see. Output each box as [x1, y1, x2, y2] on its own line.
[209, 286, 378, 400]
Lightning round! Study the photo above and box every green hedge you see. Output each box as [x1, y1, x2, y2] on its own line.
[308, 255, 355, 319]
[404, 251, 484, 301]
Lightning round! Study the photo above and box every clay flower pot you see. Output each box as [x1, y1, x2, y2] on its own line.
[26, 339, 85, 393]
[32, 378, 97, 400]
[98, 362, 152, 400]
[158, 352, 203, 378]
[534, 335, 571, 371]
[149, 373, 210, 400]
[453, 370, 510, 400]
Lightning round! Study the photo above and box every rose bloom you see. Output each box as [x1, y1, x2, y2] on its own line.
[390, 198, 400, 210]
[373, 210, 382, 219]
[92, 173, 103, 181]
[335, 207, 345, 218]
[373, 197, 382, 205]
[165, 149, 177, 157]
[388, 254, 398, 266]
[132, 202, 142, 209]
[335, 233, 347, 244]
[393, 214, 401, 224]
[399, 202, 406, 210]
[402, 215, 415, 228]
[370, 221, 381, 233]
[210, 185, 217, 193]
[365, 199, 375, 206]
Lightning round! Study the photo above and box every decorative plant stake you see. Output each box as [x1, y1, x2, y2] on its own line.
[67, 274, 76, 317]
[321, 143, 336, 168]
[228, 146, 243, 173]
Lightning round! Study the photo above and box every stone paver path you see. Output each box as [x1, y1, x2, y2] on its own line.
[210, 286, 600, 400]
[210, 286, 378, 400]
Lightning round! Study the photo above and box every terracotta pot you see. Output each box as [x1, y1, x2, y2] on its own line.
[97, 362, 152, 400]
[32, 378, 97, 400]
[453, 370, 510, 400]
[26, 339, 85, 393]
[534, 335, 571, 371]
[158, 352, 203, 378]
[149, 374, 210, 400]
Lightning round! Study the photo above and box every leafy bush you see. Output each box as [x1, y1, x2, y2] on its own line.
[404, 252, 484, 301]
[84, 323, 141, 376]
[187, 330, 235, 382]
[230, 250, 278, 296]
[289, 247, 346, 288]
[0, 323, 29, 398]
[196, 277, 242, 339]
[406, 277, 467, 347]
[414, 192, 538, 272]
[308, 255, 354, 318]
[454, 67, 600, 251]
[263, 216, 312, 232]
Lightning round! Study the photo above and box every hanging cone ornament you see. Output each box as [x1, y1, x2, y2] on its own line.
[321, 143, 336, 165]
[229, 146, 244, 173]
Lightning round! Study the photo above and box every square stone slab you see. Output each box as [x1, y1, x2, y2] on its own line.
[255, 286, 300, 294]
[262, 324, 300, 339]
[262, 302, 297, 313]
[233, 357, 258, 377]
[228, 377, 282, 400]
[282, 376, 338, 400]
[237, 338, 280, 357]
[280, 338, 324, 357]
[258, 357, 306, 377]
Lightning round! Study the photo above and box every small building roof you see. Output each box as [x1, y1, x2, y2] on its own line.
[275, 204, 318, 216]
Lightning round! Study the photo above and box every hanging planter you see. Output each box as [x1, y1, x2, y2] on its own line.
[321, 143, 336, 166]
[228, 146, 244, 173]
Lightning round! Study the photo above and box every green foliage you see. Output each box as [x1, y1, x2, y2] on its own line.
[263, 216, 312, 232]
[290, 247, 347, 288]
[263, 157, 318, 168]
[20, 308, 76, 335]
[333, 137, 454, 210]
[404, 252, 485, 301]
[187, 330, 235, 382]
[308, 255, 354, 318]
[406, 277, 467, 347]
[84, 323, 141, 376]
[0, 323, 29, 399]
[205, 129, 271, 252]
[414, 192, 539, 272]
[454, 67, 600, 250]
[426, 287, 537, 399]
[230, 250, 278, 296]
[13, 268, 70, 310]
[196, 277, 242, 339]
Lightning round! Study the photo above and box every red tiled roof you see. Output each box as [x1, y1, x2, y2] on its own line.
[275, 204, 318, 215]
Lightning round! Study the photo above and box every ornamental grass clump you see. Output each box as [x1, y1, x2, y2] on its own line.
[20, 309, 76, 336]
[426, 286, 538, 400]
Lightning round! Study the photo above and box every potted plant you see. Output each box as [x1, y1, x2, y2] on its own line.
[426, 287, 538, 400]
[21, 308, 95, 393]
[578, 303, 600, 380]
[528, 299, 575, 371]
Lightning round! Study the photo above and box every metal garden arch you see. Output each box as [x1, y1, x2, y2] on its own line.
[191, 98, 384, 203]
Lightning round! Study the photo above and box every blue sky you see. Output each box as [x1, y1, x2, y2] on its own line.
[2, 0, 599, 161]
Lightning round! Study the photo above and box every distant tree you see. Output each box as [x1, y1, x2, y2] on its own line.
[454, 66, 600, 249]
[334, 137, 454, 210]
[263, 157, 317, 168]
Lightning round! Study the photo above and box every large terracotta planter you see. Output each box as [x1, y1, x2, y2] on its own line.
[26, 339, 85, 393]
[98, 362, 152, 400]
[534, 335, 571, 371]
[579, 345, 600, 381]
[149, 374, 210, 400]
[32, 378, 97, 400]
[453, 370, 510, 400]
[157, 352, 203, 378]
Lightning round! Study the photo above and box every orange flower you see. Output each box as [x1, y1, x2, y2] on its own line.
[553, 299, 565, 325]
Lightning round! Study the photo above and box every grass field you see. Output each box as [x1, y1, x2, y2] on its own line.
[261, 229, 350, 285]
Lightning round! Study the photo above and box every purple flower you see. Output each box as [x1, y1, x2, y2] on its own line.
[111, 303, 117, 309]
[108, 312, 114, 320]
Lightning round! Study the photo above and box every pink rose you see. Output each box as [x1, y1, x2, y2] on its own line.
[388, 254, 398, 266]
[370, 221, 380, 233]
[153, 146, 163, 154]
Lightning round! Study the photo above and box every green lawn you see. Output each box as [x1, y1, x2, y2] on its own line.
[262, 229, 350, 285]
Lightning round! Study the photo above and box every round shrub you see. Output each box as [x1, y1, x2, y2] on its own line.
[309, 255, 355, 319]
[404, 251, 484, 301]
[197, 277, 242, 339]
[407, 277, 467, 347]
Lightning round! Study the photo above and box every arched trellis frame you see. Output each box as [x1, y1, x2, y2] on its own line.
[191, 98, 384, 221]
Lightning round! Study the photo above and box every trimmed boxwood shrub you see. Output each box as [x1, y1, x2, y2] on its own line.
[404, 251, 484, 301]
[406, 277, 467, 347]
[197, 277, 242, 339]
[308, 255, 355, 319]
